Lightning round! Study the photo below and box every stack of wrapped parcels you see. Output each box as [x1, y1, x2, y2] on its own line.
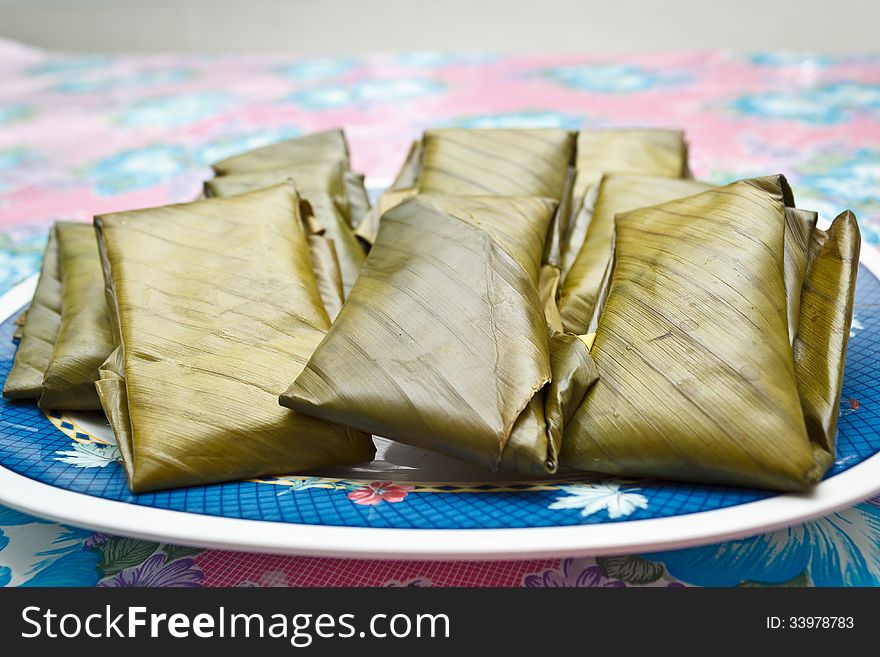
[4, 128, 861, 494]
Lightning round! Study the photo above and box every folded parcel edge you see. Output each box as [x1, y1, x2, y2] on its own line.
[3, 226, 62, 400]
[560, 177, 845, 491]
[94, 183, 375, 493]
[39, 221, 114, 411]
[281, 194, 597, 474]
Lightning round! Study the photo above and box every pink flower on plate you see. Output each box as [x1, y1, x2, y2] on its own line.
[347, 482, 414, 506]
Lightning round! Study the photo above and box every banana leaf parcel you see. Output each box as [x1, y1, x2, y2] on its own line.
[794, 210, 860, 452]
[561, 129, 690, 275]
[211, 128, 350, 175]
[559, 176, 859, 491]
[39, 222, 114, 411]
[94, 183, 375, 493]
[204, 160, 366, 294]
[3, 226, 62, 400]
[281, 195, 597, 476]
[559, 174, 713, 335]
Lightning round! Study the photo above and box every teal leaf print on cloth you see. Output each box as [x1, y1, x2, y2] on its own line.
[87, 144, 188, 195]
[0, 507, 100, 587]
[97, 537, 161, 576]
[290, 78, 445, 110]
[120, 91, 231, 127]
[277, 58, 356, 80]
[452, 110, 585, 129]
[538, 64, 691, 92]
[731, 82, 880, 123]
[56, 68, 194, 94]
[0, 226, 49, 291]
[643, 503, 880, 586]
[0, 105, 33, 125]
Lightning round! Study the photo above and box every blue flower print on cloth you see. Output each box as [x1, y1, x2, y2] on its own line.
[290, 78, 445, 111]
[55, 68, 195, 94]
[87, 144, 189, 195]
[0, 507, 100, 587]
[276, 58, 357, 81]
[451, 110, 585, 130]
[120, 92, 231, 127]
[731, 82, 880, 123]
[538, 63, 691, 93]
[642, 502, 880, 586]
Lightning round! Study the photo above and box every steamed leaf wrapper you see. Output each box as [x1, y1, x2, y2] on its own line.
[418, 128, 575, 198]
[562, 130, 690, 275]
[39, 222, 113, 411]
[560, 177, 843, 490]
[793, 211, 860, 452]
[211, 129, 350, 175]
[204, 159, 366, 294]
[281, 195, 597, 473]
[307, 234, 345, 320]
[560, 174, 712, 334]
[3, 227, 62, 400]
[94, 183, 375, 492]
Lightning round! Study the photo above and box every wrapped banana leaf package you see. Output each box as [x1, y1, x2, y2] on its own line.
[560, 175, 860, 491]
[559, 173, 713, 335]
[205, 158, 365, 295]
[2, 226, 62, 401]
[39, 221, 115, 411]
[561, 129, 691, 275]
[357, 128, 577, 251]
[93, 183, 375, 492]
[281, 195, 598, 476]
[207, 129, 368, 294]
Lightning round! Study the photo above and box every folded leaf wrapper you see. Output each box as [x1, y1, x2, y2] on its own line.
[561, 130, 690, 276]
[3, 226, 62, 399]
[560, 176, 855, 491]
[204, 159, 365, 294]
[94, 183, 375, 492]
[793, 211, 860, 452]
[560, 174, 713, 335]
[281, 195, 597, 475]
[39, 222, 113, 411]
[210, 129, 350, 175]
[418, 128, 575, 198]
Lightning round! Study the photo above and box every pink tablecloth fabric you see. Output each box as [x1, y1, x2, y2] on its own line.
[1, 38, 879, 587]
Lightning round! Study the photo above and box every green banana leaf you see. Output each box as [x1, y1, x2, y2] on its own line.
[561, 130, 690, 275]
[354, 139, 424, 245]
[793, 211, 860, 452]
[307, 234, 345, 320]
[205, 160, 348, 199]
[3, 226, 62, 399]
[559, 174, 713, 335]
[39, 222, 113, 411]
[343, 171, 371, 230]
[204, 160, 366, 294]
[560, 176, 842, 491]
[418, 128, 575, 198]
[93, 183, 375, 493]
[281, 195, 597, 474]
[211, 128, 350, 175]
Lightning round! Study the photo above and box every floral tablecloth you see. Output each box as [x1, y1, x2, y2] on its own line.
[1, 38, 879, 587]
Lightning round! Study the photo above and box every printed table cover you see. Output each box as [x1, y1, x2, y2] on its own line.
[1, 38, 879, 587]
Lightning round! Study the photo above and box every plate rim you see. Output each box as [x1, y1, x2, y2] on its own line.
[0, 245, 878, 560]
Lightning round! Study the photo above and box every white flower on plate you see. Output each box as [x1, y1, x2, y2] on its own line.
[54, 441, 121, 468]
[549, 482, 649, 519]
